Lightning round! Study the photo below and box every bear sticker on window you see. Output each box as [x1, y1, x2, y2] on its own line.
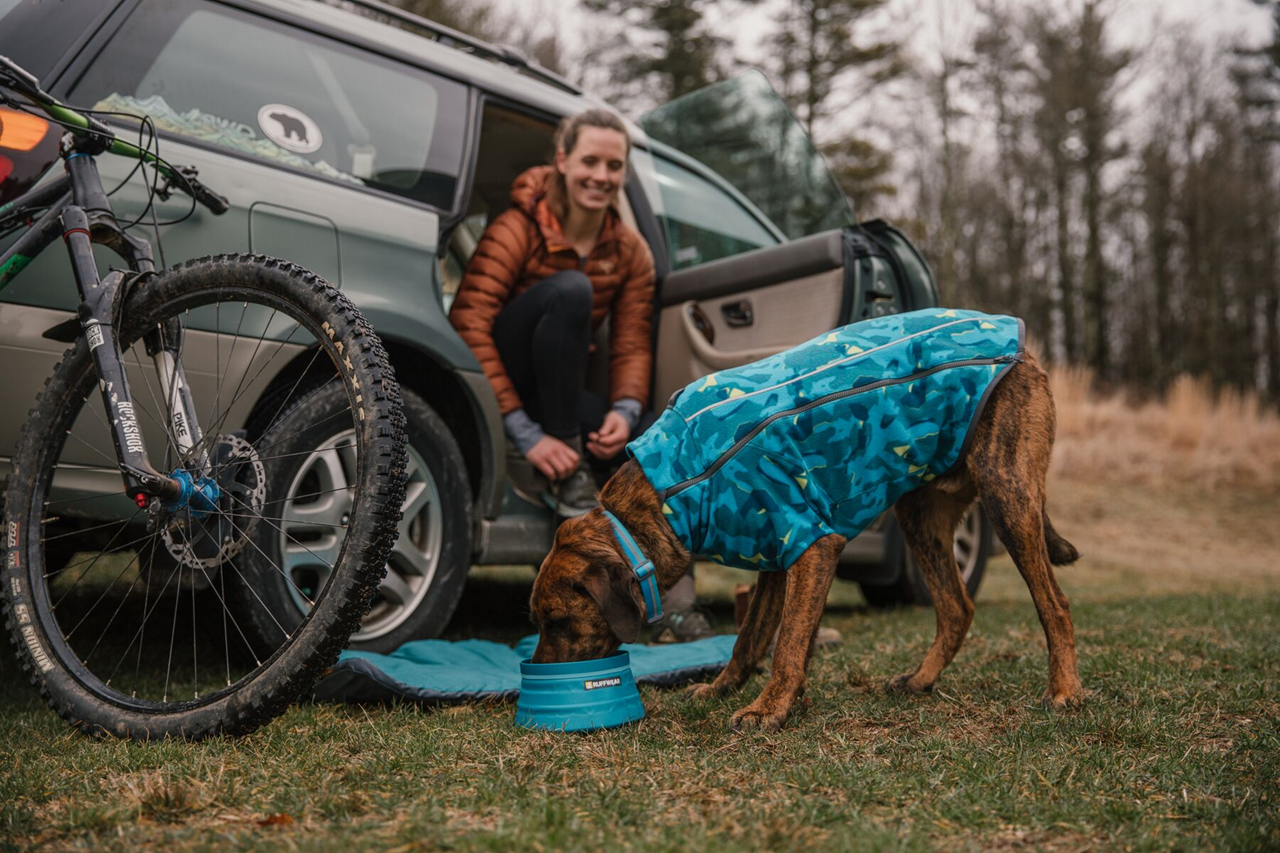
[257, 104, 322, 154]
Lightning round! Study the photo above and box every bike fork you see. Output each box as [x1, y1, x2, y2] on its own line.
[61, 205, 206, 507]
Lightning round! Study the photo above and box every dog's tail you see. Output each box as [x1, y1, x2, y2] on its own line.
[1043, 510, 1080, 566]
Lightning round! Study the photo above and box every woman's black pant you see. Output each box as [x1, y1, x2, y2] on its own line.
[493, 270, 608, 445]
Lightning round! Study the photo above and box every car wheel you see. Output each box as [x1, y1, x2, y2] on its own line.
[236, 387, 472, 654]
[859, 504, 992, 607]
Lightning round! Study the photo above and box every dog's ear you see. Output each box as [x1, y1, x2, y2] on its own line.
[576, 557, 645, 645]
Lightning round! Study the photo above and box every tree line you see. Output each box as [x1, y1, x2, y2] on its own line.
[385, 0, 1280, 404]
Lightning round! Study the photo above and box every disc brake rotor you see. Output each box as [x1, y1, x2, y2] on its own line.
[161, 433, 266, 570]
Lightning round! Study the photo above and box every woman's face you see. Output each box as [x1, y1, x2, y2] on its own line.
[556, 126, 628, 215]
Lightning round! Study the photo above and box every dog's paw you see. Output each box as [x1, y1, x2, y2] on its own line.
[684, 682, 721, 702]
[884, 672, 933, 695]
[730, 703, 789, 733]
[1041, 685, 1085, 709]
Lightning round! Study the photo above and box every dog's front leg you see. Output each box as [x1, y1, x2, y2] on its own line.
[686, 571, 786, 701]
[730, 534, 844, 732]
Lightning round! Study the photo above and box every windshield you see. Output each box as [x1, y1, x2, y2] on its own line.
[641, 70, 855, 240]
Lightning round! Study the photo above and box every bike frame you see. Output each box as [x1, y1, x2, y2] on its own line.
[0, 134, 202, 506]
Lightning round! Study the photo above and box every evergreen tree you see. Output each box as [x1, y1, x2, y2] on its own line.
[765, 0, 903, 211]
[1073, 1, 1131, 380]
[580, 0, 730, 111]
[765, 0, 901, 136]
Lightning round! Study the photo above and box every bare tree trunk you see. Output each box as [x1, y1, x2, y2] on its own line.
[1053, 152, 1077, 363]
[1082, 149, 1106, 378]
[936, 57, 958, 299]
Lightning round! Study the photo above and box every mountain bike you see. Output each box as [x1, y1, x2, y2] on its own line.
[0, 57, 406, 739]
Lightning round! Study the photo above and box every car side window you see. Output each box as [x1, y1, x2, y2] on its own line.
[0, 0, 109, 83]
[67, 0, 467, 209]
[651, 153, 778, 271]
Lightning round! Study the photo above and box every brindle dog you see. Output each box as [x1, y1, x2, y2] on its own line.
[529, 350, 1082, 731]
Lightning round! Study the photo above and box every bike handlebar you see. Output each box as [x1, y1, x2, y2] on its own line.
[0, 55, 229, 216]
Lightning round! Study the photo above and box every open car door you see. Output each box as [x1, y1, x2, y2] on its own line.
[637, 72, 938, 405]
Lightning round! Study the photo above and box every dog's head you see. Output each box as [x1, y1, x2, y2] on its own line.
[529, 509, 647, 663]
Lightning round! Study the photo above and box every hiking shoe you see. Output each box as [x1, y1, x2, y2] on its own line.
[546, 437, 598, 517]
[651, 607, 717, 643]
[550, 464, 598, 517]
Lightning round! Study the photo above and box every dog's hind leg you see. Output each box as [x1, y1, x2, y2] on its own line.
[885, 481, 977, 695]
[686, 571, 786, 701]
[729, 534, 844, 732]
[968, 359, 1082, 707]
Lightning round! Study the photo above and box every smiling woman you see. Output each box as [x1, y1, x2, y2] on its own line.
[447, 109, 656, 518]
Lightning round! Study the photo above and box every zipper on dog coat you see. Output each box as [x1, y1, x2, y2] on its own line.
[626, 309, 1025, 572]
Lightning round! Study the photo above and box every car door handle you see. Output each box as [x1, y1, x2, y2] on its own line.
[721, 299, 754, 327]
[681, 303, 786, 370]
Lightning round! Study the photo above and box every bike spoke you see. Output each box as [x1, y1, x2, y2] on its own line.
[249, 403, 354, 460]
[220, 492, 324, 606]
[80, 553, 144, 664]
[218, 510, 347, 531]
[62, 427, 123, 468]
[42, 517, 132, 543]
[254, 345, 327, 438]
[225, 488, 339, 580]
[190, 538, 198, 698]
[184, 316, 307, 462]
[163, 524, 185, 703]
[49, 511, 145, 605]
[63, 547, 143, 640]
[128, 540, 158, 697]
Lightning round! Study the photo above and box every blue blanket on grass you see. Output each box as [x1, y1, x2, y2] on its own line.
[311, 634, 738, 704]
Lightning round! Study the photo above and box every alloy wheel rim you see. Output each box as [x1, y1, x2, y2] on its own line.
[954, 507, 982, 583]
[281, 435, 441, 640]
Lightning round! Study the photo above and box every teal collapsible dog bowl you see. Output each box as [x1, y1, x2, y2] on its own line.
[515, 651, 645, 732]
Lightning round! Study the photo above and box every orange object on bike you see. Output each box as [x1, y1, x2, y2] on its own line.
[0, 107, 49, 151]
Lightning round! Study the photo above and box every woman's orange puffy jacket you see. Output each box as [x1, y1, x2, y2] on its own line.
[448, 165, 655, 416]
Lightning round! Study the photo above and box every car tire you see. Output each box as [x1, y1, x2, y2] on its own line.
[235, 386, 471, 654]
[859, 504, 991, 608]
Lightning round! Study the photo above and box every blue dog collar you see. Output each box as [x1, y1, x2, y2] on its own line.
[602, 510, 663, 624]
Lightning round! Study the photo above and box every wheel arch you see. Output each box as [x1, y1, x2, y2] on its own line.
[245, 334, 504, 522]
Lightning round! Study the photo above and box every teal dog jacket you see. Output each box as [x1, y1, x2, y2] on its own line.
[626, 309, 1024, 571]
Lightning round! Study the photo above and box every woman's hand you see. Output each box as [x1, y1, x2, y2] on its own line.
[587, 410, 630, 460]
[525, 435, 580, 481]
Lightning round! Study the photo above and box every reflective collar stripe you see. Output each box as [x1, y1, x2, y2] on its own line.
[603, 510, 662, 624]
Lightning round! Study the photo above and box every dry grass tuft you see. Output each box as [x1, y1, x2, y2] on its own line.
[1048, 365, 1280, 492]
[115, 770, 212, 824]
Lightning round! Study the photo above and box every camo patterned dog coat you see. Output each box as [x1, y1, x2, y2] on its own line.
[626, 309, 1024, 572]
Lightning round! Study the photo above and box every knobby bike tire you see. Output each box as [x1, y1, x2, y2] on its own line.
[2, 254, 406, 739]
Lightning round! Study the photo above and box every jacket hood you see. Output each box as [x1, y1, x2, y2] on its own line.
[510, 165, 554, 216]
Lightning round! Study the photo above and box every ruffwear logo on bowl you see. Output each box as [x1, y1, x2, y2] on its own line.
[583, 676, 622, 691]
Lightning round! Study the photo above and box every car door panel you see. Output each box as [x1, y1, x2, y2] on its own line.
[651, 226, 915, 406]
[654, 264, 844, 404]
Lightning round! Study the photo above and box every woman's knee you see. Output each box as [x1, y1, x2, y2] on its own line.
[541, 270, 593, 318]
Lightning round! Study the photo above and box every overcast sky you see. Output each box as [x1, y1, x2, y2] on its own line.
[490, 0, 1274, 71]
[486, 0, 1273, 218]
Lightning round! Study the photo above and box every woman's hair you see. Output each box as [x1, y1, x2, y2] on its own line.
[546, 109, 629, 220]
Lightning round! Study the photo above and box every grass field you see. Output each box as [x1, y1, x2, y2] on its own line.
[2, 474, 1278, 852]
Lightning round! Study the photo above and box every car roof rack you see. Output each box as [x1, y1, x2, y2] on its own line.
[318, 0, 583, 96]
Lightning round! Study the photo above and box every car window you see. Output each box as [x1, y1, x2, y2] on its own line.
[67, 0, 467, 209]
[0, 0, 109, 84]
[642, 71, 854, 240]
[650, 153, 778, 271]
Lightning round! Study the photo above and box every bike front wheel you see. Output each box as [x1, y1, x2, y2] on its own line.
[2, 254, 405, 739]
